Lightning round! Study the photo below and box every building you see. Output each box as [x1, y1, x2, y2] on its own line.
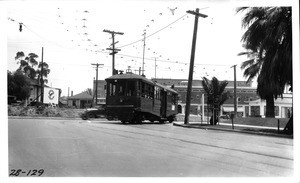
[247, 93, 292, 118]
[153, 78, 292, 118]
[67, 91, 93, 108]
[24, 78, 61, 106]
[93, 80, 106, 105]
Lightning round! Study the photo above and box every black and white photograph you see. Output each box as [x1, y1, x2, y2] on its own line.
[0, 0, 299, 182]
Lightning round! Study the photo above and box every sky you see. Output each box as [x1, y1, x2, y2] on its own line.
[3, 0, 298, 97]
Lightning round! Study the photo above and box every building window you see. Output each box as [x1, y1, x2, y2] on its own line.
[251, 106, 260, 116]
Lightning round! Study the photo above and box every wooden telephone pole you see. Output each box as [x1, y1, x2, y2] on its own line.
[41, 47, 44, 103]
[184, 8, 207, 124]
[91, 63, 104, 106]
[142, 30, 146, 76]
[231, 64, 237, 118]
[103, 29, 124, 75]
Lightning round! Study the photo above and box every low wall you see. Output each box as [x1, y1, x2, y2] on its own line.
[176, 114, 290, 127]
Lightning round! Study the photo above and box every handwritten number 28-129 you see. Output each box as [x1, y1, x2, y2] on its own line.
[10, 169, 44, 176]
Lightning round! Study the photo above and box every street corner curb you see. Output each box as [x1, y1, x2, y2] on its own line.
[173, 122, 293, 139]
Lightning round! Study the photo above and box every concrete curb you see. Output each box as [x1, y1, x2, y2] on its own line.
[8, 116, 82, 120]
[173, 122, 293, 139]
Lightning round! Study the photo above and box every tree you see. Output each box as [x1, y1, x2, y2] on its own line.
[7, 70, 31, 101]
[85, 88, 93, 95]
[202, 77, 229, 125]
[15, 51, 51, 83]
[36, 62, 50, 84]
[237, 7, 292, 118]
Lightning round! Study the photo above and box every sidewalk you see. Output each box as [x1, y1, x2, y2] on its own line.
[173, 121, 293, 139]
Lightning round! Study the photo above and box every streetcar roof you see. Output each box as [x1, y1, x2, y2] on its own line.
[105, 73, 177, 94]
[105, 73, 153, 84]
[155, 82, 178, 94]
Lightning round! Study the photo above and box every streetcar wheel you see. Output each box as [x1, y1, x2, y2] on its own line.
[159, 120, 164, 124]
[136, 116, 142, 124]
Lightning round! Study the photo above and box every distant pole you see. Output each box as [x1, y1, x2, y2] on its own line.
[103, 29, 124, 75]
[184, 8, 207, 124]
[41, 47, 44, 103]
[142, 30, 146, 76]
[91, 63, 104, 106]
[154, 57, 157, 79]
[231, 64, 237, 118]
[277, 119, 280, 133]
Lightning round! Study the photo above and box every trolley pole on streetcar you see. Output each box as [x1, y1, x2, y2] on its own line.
[91, 63, 104, 106]
[103, 29, 124, 75]
[151, 57, 158, 80]
[184, 8, 207, 124]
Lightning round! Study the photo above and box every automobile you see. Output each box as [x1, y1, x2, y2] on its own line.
[81, 105, 106, 120]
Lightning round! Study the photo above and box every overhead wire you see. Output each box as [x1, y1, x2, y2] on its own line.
[117, 13, 188, 49]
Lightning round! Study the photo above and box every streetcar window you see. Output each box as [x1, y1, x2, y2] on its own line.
[141, 82, 146, 97]
[155, 87, 160, 100]
[149, 85, 154, 99]
[172, 93, 177, 104]
[126, 81, 135, 96]
[109, 82, 116, 96]
[118, 80, 126, 96]
[136, 81, 141, 96]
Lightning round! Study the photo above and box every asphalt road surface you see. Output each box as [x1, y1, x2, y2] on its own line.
[8, 118, 293, 177]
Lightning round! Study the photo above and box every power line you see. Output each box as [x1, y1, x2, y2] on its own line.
[117, 13, 188, 49]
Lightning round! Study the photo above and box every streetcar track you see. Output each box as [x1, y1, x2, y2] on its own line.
[80, 122, 293, 162]
[78, 122, 292, 176]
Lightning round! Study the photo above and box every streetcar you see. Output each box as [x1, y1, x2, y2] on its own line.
[105, 72, 178, 124]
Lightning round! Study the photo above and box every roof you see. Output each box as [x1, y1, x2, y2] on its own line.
[154, 78, 253, 87]
[155, 82, 177, 93]
[106, 73, 154, 84]
[68, 91, 93, 100]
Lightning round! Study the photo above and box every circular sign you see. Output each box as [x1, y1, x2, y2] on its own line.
[48, 90, 55, 100]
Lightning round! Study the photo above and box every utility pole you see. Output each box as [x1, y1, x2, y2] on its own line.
[103, 29, 124, 75]
[184, 8, 207, 124]
[41, 47, 44, 103]
[142, 30, 146, 76]
[231, 64, 237, 118]
[91, 63, 104, 106]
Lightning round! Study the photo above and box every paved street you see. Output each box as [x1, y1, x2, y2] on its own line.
[8, 118, 293, 177]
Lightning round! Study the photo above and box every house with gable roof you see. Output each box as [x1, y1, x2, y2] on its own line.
[67, 91, 93, 108]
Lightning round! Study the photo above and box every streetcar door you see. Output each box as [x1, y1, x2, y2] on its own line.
[160, 89, 167, 118]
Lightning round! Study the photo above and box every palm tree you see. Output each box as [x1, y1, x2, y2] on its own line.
[237, 7, 292, 118]
[202, 77, 229, 125]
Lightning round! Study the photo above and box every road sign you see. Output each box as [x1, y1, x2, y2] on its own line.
[43, 87, 59, 104]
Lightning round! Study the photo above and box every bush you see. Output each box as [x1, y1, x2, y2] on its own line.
[8, 105, 85, 118]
